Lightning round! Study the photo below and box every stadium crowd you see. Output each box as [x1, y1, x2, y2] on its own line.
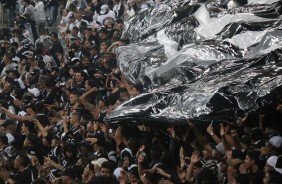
[0, 0, 281, 184]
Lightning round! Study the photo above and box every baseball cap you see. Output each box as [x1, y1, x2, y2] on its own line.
[50, 32, 58, 38]
[267, 156, 282, 174]
[0, 135, 8, 145]
[269, 136, 282, 149]
[100, 5, 109, 15]
[28, 88, 40, 97]
[91, 158, 108, 167]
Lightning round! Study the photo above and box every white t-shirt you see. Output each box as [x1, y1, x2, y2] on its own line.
[34, 1, 46, 23]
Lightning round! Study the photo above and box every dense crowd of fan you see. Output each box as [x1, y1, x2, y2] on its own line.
[0, 0, 281, 184]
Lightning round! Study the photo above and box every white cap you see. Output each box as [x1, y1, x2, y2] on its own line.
[91, 158, 108, 167]
[28, 88, 40, 97]
[100, 5, 109, 15]
[269, 136, 282, 149]
[267, 156, 282, 174]
[113, 167, 124, 179]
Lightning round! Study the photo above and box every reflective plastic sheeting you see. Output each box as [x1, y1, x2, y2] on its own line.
[106, 1, 282, 125]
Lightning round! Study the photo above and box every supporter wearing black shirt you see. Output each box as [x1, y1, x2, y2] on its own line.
[9, 154, 33, 184]
[49, 32, 64, 66]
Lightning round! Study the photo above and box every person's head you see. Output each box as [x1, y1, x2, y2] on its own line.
[84, 80, 96, 92]
[75, 71, 85, 82]
[21, 121, 36, 135]
[24, 133, 38, 148]
[64, 143, 77, 159]
[99, 28, 108, 40]
[75, 11, 83, 20]
[49, 32, 58, 42]
[71, 27, 79, 37]
[100, 161, 115, 178]
[70, 111, 81, 125]
[245, 150, 260, 170]
[91, 158, 108, 174]
[83, 162, 95, 180]
[14, 154, 30, 171]
[119, 88, 130, 101]
[69, 91, 80, 105]
[3, 82, 13, 93]
[62, 167, 76, 184]
[82, 56, 90, 67]
[62, 9, 69, 17]
[3, 52, 13, 65]
[265, 136, 282, 155]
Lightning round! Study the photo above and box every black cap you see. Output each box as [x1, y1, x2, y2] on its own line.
[50, 32, 58, 38]
[0, 135, 8, 145]
[99, 28, 108, 34]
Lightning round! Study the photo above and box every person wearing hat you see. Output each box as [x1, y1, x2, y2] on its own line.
[96, 5, 116, 26]
[260, 135, 282, 160]
[91, 158, 108, 177]
[49, 32, 64, 65]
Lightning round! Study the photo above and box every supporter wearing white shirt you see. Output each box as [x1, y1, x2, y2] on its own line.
[96, 5, 116, 26]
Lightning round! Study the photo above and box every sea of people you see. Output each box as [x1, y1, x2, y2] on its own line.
[0, 0, 281, 184]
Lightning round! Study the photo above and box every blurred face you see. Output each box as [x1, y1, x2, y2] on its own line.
[75, 73, 84, 82]
[84, 41, 91, 48]
[82, 57, 90, 66]
[3, 83, 12, 93]
[69, 94, 78, 105]
[98, 100, 105, 108]
[101, 167, 112, 178]
[63, 9, 68, 16]
[85, 81, 92, 91]
[21, 124, 28, 135]
[244, 155, 254, 169]
[70, 113, 79, 125]
[69, 68, 76, 76]
[76, 12, 82, 20]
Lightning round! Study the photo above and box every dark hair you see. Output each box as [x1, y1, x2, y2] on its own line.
[246, 150, 260, 166]
[17, 154, 30, 168]
[101, 161, 115, 173]
[22, 121, 36, 134]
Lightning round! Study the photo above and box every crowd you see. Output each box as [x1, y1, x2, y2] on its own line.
[0, 0, 281, 184]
